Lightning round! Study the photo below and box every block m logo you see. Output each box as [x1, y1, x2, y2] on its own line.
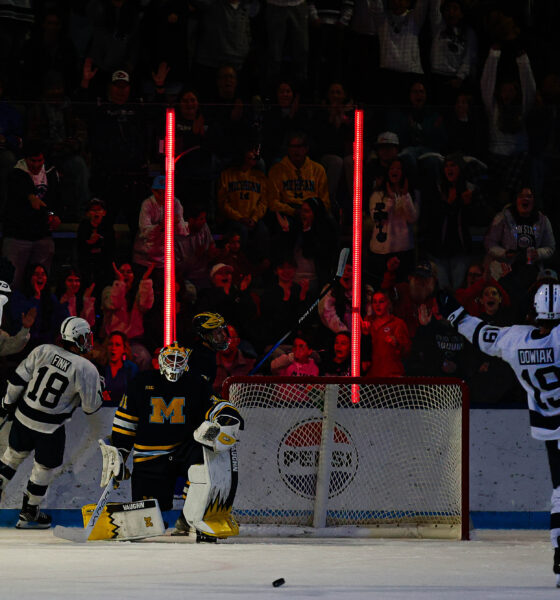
[149, 397, 186, 424]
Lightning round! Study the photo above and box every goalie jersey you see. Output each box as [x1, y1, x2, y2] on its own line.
[458, 315, 560, 440]
[3, 344, 103, 434]
[111, 369, 241, 464]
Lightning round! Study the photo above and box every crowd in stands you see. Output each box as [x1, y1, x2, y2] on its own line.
[1, 0, 560, 407]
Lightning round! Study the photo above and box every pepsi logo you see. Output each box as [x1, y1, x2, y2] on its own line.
[276, 419, 359, 499]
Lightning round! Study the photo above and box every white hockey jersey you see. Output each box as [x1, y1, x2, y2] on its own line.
[4, 344, 103, 434]
[458, 315, 560, 440]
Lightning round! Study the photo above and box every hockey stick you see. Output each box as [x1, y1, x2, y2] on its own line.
[249, 247, 350, 375]
[53, 477, 115, 542]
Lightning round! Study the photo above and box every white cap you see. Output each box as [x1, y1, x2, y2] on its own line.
[376, 131, 399, 146]
[210, 263, 234, 278]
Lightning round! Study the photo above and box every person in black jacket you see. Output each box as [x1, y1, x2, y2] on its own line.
[1, 140, 61, 291]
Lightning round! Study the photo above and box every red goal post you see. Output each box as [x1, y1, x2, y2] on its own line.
[223, 376, 470, 540]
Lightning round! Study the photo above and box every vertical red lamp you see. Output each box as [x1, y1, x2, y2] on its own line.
[164, 107, 176, 346]
[351, 109, 364, 402]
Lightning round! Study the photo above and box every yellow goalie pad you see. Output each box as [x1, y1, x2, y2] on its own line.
[183, 446, 239, 539]
[82, 499, 165, 540]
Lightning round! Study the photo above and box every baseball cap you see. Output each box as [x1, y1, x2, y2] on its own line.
[411, 260, 434, 278]
[538, 268, 559, 281]
[111, 70, 130, 84]
[376, 132, 399, 146]
[210, 263, 234, 278]
[152, 175, 166, 190]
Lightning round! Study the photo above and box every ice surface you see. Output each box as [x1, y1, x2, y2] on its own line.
[1, 529, 559, 599]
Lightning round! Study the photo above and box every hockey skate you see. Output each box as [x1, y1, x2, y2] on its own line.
[16, 494, 52, 529]
[171, 512, 191, 536]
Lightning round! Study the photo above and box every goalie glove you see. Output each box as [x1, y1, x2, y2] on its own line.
[436, 290, 467, 328]
[98, 438, 129, 488]
[193, 414, 241, 453]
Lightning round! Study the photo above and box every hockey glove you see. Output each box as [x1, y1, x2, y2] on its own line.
[0, 399, 16, 422]
[98, 439, 130, 488]
[194, 416, 241, 453]
[436, 290, 467, 328]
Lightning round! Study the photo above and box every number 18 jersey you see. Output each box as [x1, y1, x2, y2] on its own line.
[458, 316, 560, 440]
[5, 344, 103, 434]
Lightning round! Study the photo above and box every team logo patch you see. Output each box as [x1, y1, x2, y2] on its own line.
[276, 419, 358, 500]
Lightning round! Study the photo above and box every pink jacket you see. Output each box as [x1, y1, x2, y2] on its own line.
[101, 279, 154, 339]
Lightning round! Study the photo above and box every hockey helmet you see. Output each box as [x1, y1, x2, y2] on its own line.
[158, 342, 191, 382]
[192, 312, 230, 351]
[534, 283, 560, 321]
[60, 316, 93, 353]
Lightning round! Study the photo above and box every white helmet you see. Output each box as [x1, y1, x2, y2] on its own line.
[60, 317, 93, 353]
[158, 342, 191, 382]
[0, 281, 11, 295]
[534, 283, 560, 321]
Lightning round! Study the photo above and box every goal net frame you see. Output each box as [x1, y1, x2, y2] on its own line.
[223, 376, 470, 540]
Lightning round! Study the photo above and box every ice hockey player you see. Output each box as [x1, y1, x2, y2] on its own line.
[0, 316, 103, 528]
[0, 280, 36, 358]
[437, 282, 560, 587]
[104, 341, 243, 541]
[188, 312, 231, 385]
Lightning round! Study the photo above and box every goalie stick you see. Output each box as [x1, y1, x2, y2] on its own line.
[53, 477, 115, 543]
[249, 247, 350, 375]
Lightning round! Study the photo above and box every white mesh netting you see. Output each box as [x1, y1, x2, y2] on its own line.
[226, 377, 466, 534]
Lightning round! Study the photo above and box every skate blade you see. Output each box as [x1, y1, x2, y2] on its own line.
[16, 520, 51, 530]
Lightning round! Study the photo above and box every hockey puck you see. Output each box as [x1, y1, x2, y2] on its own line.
[272, 578, 285, 587]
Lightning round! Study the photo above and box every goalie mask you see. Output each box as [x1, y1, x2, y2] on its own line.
[60, 316, 93, 353]
[534, 283, 560, 321]
[192, 312, 230, 351]
[159, 342, 191, 382]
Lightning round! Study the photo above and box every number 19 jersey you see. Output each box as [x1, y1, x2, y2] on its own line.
[5, 344, 103, 434]
[458, 316, 560, 440]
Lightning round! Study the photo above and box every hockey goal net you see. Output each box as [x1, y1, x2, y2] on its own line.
[223, 376, 469, 540]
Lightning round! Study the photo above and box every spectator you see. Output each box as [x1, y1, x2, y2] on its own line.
[307, 0, 354, 98]
[366, 157, 418, 289]
[270, 334, 320, 375]
[132, 174, 189, 284]
[318, 262, 352, 335]
[0, 0, 34, 87]
[86, 0, 143, 85]
[190, 0, 253, 97]
[484, 186, 555, 296]
[76, 197, 116, 290]
[1, 140, 61, 291]
[429, 0, 477, 108]
[385, 79, 447, 187]
[363, 290, 411, 377]
[454, 262, 509, 318]
[194, 262, 258, 348]
[94, 330, 139, 407]
[101, 261, 154, 370]
[369, 0, 430, 106]
[76, 63, 156, 236]
[264, 0, 309, 92]
[310, 81, 354, 223]
[217, 144, 271, 261]
[215, 231, 262, 288]
[444, 91, 487, 161]
[268, 132, 331, 227]
[176, 204, 220, 293]
[422, 152, 484, 291]
[257, 255, 309, 352]
[55, 266, 96, 328]
[480, 44, 536, 208]
[26, 71, 89, 221]
[261, 80, 308, 167]
[172, 87, 217, 205]
[279, 196, 339, 296]
[214, 323, 255, 393]
[19, 7, 80, 100]
[319, 330, 351, 375]
[8, 264, 69, 351]
[363, 131, 400, 201]
[381, 258, 438, 339]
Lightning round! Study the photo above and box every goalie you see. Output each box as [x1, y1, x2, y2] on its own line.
[103, 341, 243, 541]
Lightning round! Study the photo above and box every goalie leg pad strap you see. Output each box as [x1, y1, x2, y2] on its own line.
[183, 446, 239, 538]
